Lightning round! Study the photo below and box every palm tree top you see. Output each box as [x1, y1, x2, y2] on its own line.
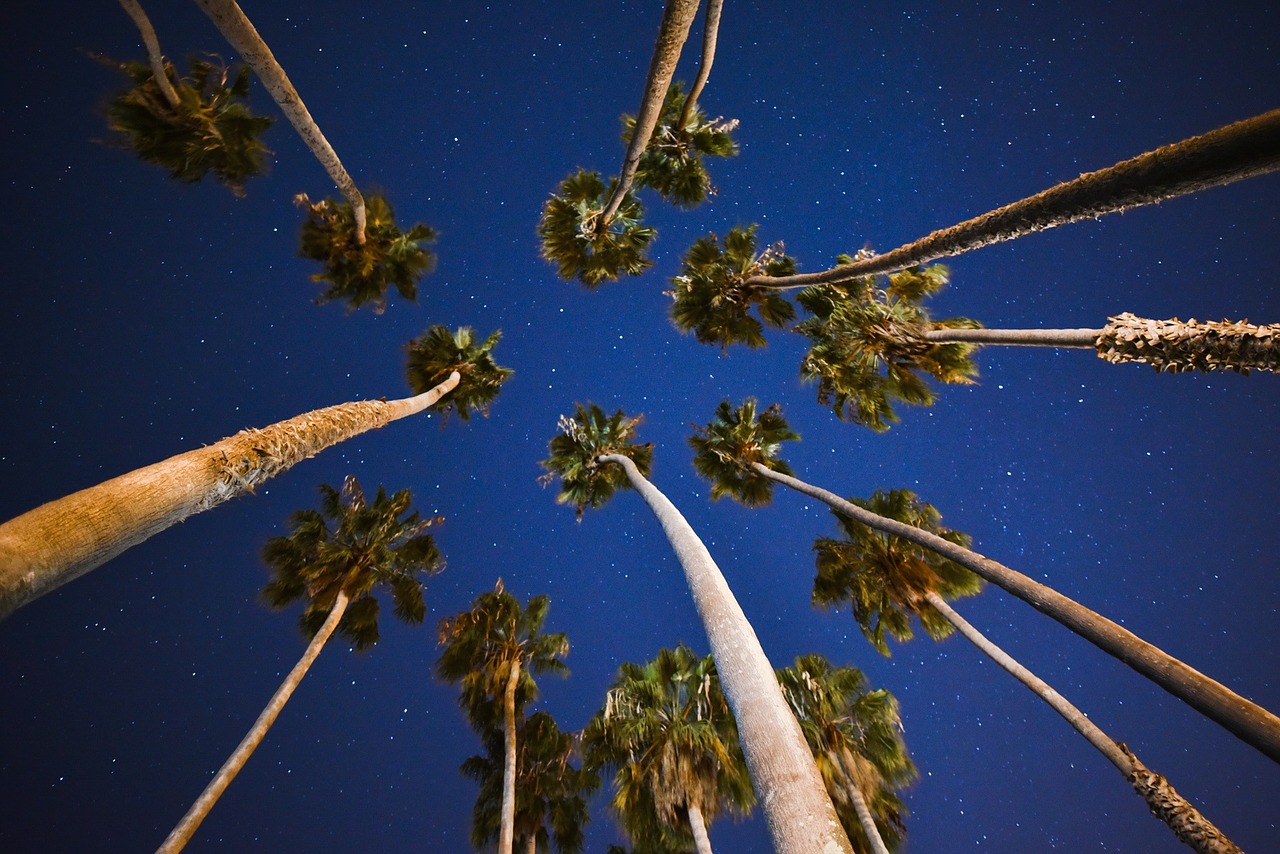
[689, 397, 798, 508]
[537, 169, 656, 287]
[405, 325, 514, 422]
[539, 403, 654, 520]
[261, 474, 444, 651]
[624, 81, 740, 209]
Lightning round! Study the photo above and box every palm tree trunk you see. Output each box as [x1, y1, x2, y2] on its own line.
[924, 327, 1099, 347]
[0, 373, 459, 619]
[746, 108, 1280, 289]
[599, 0, 701, 225]
[686, 802, 715, 854]
[156, 589, 350, 853]
[117, 0, 179, 107]
[677, 0, 724, 126]
[924, 591, 1241, 854]
[193, 0, 367, 243]
[835, 756, 891, 854]
[597, 453, 853, 854]
[749, 462, 1280, 763]
[524, 834, 537, 854]
[500, 658, 521, 854]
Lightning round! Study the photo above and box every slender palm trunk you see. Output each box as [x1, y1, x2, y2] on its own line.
[597, 454, 853, 854]
[925, 592, 1240, 854]
[924, 327, 1099, 347]
[156, 589, 350, 853]
[750, 462, 1280, 763]
[117, 0, 179, 106]
[687, 802, 714, 854]
[834, 755, 890, 854]
[599, 0, 700, 225]
[524, 835, 536, 854]
[193, 0, 367, 243]
[677, 0, 724, 127]
[500, 658, 521, 854]
[0, 373, 459, 619]
[745, 109, 1280, 289]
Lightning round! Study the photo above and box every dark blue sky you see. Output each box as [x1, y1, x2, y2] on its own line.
[2, 2, 1277, 851]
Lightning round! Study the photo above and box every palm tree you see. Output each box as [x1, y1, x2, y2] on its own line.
[626, 82, 738, 209]
[157, 475, 444, 853]
[437, 580, 571, 854]
[742, 108, 1280, 290]
[688, 398, 1280, 763]
[814, 490, 1241, 853]
[541, 404, 853, 854]
[0, 372, 460, 620]
[668, 226, 797, 351]
[538, 0, 701, 284]
[584, 644, 753, 854]
[405, 325, 515, 421]
[776, 655, 915, 854]
[100, 1, 272, 196]
[461, 711, 598, 854]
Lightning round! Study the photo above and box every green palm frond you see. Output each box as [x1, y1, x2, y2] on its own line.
[539, 403, 654, 520]
[296, 192, 437, 313]
[404, 325, 514, 421]
[622, 82, 740, 209]
[689, 398, 798, 507]
[537, 169, 656, 287]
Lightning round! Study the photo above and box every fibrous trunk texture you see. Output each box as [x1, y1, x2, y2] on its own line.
[0, 374, 458, 619]
[1097, 312, 1280, 373]
[1123, 746, 1245, 854]
[156, 589, 350, 853]
[117, 0, 179, 106]
[501, 658, 520, 854]
[598, 454, 853, 854]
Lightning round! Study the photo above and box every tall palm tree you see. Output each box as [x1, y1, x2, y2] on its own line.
[157, 475, 443, 853]
[405, 324, 515, 421]
[626, 82, 738, 209]
[742, 108, 1280, 289]
[541, 404, 854, 854]
[584, 645, 753, 854]
[688, 398, 1280, 763]
[776, 655, 916, 854]
[813, 490, 1241, 853]
[538, 0, 701, 284]
[437, 580, 571, 854]
[0, 372, 460, 620]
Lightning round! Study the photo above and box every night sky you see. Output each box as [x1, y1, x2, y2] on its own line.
[2, 2, 1277, 852]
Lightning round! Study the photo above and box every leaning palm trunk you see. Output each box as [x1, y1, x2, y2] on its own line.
[750, 463, 1280, 763]
[677, 0, 723, 127]
[501, 659, 520, 854]
[833, 750, 891, 854]
[597, 454, 853, 854]
[687, 802, 714, 854]
[157, 589, 350, 853]
[926, 591, 1241, 854]
[0, 373, 459, 619]
[925, 313, 1280, 373]
[193, 0, 367, 242]
[746, 109, 1280, 289]
[598, 0, 700, 225]
[117, 0, 179, 106]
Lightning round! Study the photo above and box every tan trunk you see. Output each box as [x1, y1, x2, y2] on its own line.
[116, 0, 179, 106]
[835, 754, 890, 854]
[1124, 747, 1244, 854]
[500, 658, 520, 854]
[687, 802, 714, 854]
[0, 374, 458, 619]
[678, 0, 724, 126]
[1097, 312, 1280, 373]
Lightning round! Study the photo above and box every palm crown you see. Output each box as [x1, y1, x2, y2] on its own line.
[539, 403, 654, 520]
[669, 225, 798, 351]
[812, 488, 984, 656]
[689, 397, 798, 507]
[624, 82, 739, 209]
[260, 475, 443, 651]
[405, 325, 514, 421]
[537, 169, 656, 287]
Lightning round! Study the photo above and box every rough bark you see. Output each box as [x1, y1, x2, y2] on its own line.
[0, 373, 459, 619]
[1097, 312, 1280, 373]
[687, 802, 714, 854]
[156, 589, 350, 853]
[751, 462, 1280, 763]
[746, 108, 1280, 289]
[501, 658, 521, 854]
[598, 454, 853, 854]
[678, 0, 724, 126]
[117, 0, 179, 106]
[1124, 747, 1245, 854]
[193, 0, 367, 242]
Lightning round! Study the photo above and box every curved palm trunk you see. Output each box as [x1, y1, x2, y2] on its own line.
[686, 802, 714, 854]
[597, 454, 853, 854]
[925, 591, 1241, 854]
[117, 0, 179, 106]
[746, 109, 1280, 289]
[833, 755, 890, 854]
[0, 373, 459, 619]
[157, 589, 350, 853]
[677, 0, 724, 127]
[501, 658, 521, 854]
[599, 0, 701, 225]
[193, 0, 367, 243]
[750, 463, 1280, 763]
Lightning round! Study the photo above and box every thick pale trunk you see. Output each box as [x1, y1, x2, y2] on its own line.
[599, 0, 700, 224]
[678, 0, 724, 126]
[500, 658, 520, 854]
[925, 592, 1241, 854]
[746, 109, 1280, 289]
[687, 802, 714, 854]
[835, 756, 890, 854]
[751, 463, 1280, 763]
[598, 454, 853, 854]
[193, 0, 367, 243]
[156, 589, 350, 853]
[117, 0, 179, 106]
[0, 373, 458, 619]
